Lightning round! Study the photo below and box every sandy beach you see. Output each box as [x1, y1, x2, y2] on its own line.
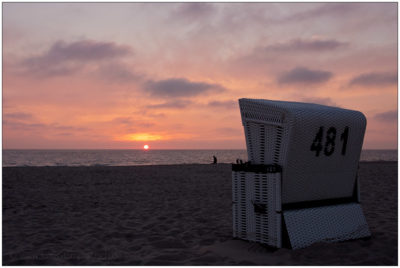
[3, 162, 397, 265]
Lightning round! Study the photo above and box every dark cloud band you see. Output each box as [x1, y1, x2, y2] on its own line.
[147, 100, 193, 109]
[20, 39, 132, 77]
[145, 78, 224, 98]
[349, 72, 397, 87]
[264, 38, 347, 52]
[207, 100, 237, 109]
[374, 110, 397, 122]
[278, 67, 333, 84]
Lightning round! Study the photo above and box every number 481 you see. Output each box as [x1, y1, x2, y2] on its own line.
[310, 126, 349, 157]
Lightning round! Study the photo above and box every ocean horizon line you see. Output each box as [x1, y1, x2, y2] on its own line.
[3, 149, 397, 167]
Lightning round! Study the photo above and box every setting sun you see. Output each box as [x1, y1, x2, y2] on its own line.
[143, 145, 149, 150]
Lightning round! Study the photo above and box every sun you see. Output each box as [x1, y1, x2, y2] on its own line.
[143, 144, 149, 150]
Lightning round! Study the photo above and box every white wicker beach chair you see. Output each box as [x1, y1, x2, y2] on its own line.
[232, 98, 370, 249]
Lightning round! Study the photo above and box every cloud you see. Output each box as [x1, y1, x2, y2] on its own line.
[262, 38, 348, 52]
[110, 117, 155, 128]
[349, 72, 397, 87]
[237, 38, 348, 68]
[284, 3, 359, 23]
[30, 39, 130, 62]
[374, 110, 397, 122]
[3, 113, 90, 133]
[139, 111, 167, 119]
[278, 67, 333, 84]
[3, 121, 46, 130]
[170, 3, 216, 21]
[147, 100, 193, 109]
[300, 97, 338, 107]
[4, 112, 34, 121]
[110, 117, 134, 125]
[51, 123, 87, 131]
[21, 39, 132, 77]
[145, 78, 224, 98]
[221, 3, 359, 27]
[55, 132, 74, 137]
[3, 120, 87, 132]
[282, 3, 396, 29]
[207, 100, 237, 109]
[96, 63, 141, 83]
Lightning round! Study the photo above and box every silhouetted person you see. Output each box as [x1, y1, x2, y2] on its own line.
[213, 155, 217, 164]
[236, 158, 244, 164]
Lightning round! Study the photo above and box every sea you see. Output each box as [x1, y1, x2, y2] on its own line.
[2, 149, 398, 167]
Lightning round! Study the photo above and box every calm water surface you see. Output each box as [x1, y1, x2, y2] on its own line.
[2, 149, 397, 167]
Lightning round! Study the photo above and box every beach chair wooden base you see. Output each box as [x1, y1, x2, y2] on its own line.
[232, 164, 371, 249]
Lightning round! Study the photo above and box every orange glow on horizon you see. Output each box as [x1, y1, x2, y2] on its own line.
[118, 133, 163, 141]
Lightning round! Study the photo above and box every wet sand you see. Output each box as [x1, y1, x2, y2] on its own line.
[2, 162, 397, 265]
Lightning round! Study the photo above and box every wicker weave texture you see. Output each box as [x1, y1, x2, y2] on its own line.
[283, 203, 371, 249]
[232, 171, 282, 248]
[239, 98, 366, 204]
